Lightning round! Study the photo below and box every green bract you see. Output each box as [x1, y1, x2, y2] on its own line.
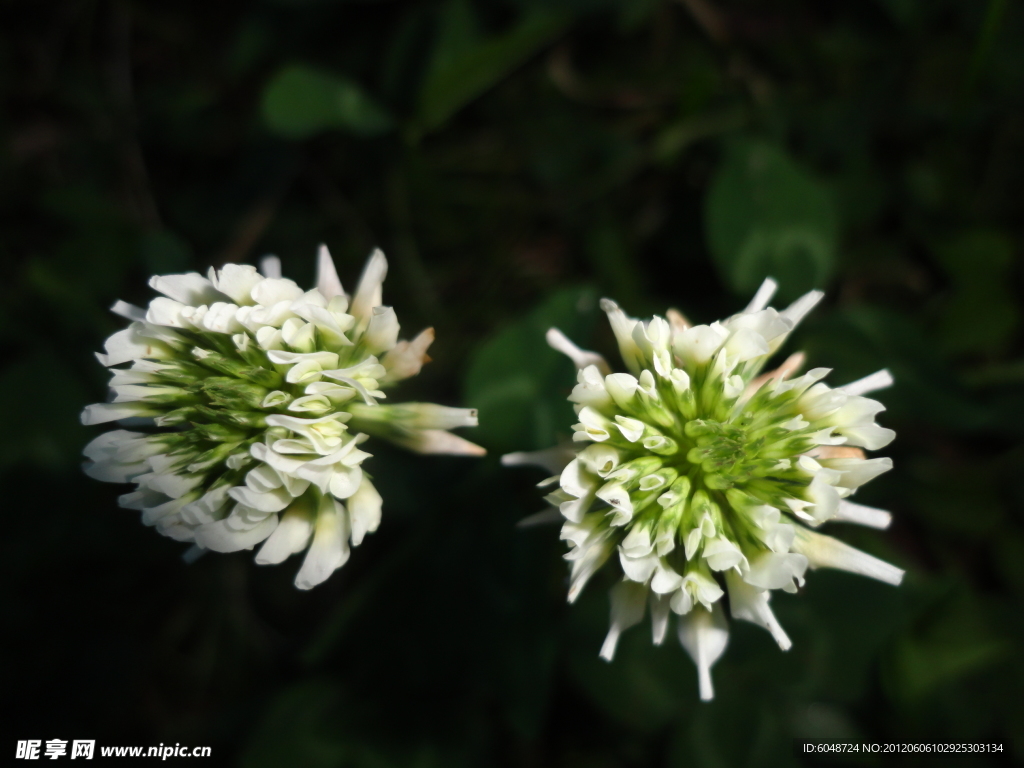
[504, 279, 901, 700]
[82, 247, 483, 589]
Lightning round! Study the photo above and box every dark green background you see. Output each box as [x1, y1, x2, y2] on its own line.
[2, 0, 1022, 765]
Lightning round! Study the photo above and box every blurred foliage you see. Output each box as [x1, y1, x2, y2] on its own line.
[2, 0, 1023, 765]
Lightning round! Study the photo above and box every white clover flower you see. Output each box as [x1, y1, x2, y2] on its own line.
[83, 246, 483, 589]
[503, 278, 902, 700]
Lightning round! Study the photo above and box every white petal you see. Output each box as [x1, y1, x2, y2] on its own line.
[148, 272, 224, 305]
[195, 511, 278, 553]
[110, 300, 147, 322]
[228, 486, 293, 512]
[780, 289, 824, 328]
[792, 527, 904, 586]
[81, 402, 155, 425]
[598, 298, 643, 374]
[673, 324, 729, 366]
[259, 255, 282, 279]
[391, 429, 486, 456]
[209, 263, 264, 305]
[546, 328, 611, 374]
[599, 581, 648, 661]
[677, 605, 729, 701]
[501, 445, 575, 474]
[650, 593, 671, 645]
[725, 571, 791, 650]
[743, 551, 808, 590]
[316, 244, 346, 300]
[650, 563, 683, 594]
[380, 327, 434, 384]
[834, 500, 892, 529]
[251, 277, 303, 307]
[348, 476, 382, 546]
[619, 551, 658, 582]
[744, 277, 778, 313]
[350, 248, 388, 323]
[294, 496, 350, 590]
[364, 306, 400, 354]
[836, 368, 894, 396]
[255, 505, 314, 565]
[96, 325, 169, 367]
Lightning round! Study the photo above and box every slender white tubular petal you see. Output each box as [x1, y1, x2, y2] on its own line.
[600, 581, 648, 661]
[780, 290, 825, 328]
[259, 255, 282, 279]
[792, 527, 904, 585]
[295, 496, 350, 590]
[316, 244, 346, 300]
[391, 429, 486, 456]
[195, 511, 279, 553]
[81, 402, 155, 425]
[599, 298, 643, 374]
[350, 248, 388, 322]
[110, 300, 147, 322]
[516, 509, 563, 528]
[546, 328, 611, 375]
[149, 272, 224, 305]
[834, 500, 892, 529]
[380, 327, 434, 384]
[650, 594, 671, 645]
[255, 505, 314, 565]
[209, 263, 264, 305]
[377, 403, 477, 430]
[677, 605, 729, 702]
[725, 571, 792, 650]
[365, 306, 400, 354]
[744, 277, 779, 313]
[348, 477, 382, 546]
[836, 369, 894, 397]
[501, 445, 575, 475]
[182, 545, 206, 564]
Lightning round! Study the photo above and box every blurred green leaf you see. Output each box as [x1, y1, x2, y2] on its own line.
[464, 287, 596, 454]
[262, 65, 393, 140]
[416, 1, 571, 134]
[883, 589, 1009, 704]
[705, 138, 839, 301]
[933, 229, 1017, 357]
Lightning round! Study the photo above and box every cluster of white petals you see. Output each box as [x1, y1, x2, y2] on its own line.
[83, 247, 483, 589]
[504, 279, 902, 700]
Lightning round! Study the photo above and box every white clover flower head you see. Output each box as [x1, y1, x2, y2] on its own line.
[503, 278, 902, 700]
[83, 246, 483, 589]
